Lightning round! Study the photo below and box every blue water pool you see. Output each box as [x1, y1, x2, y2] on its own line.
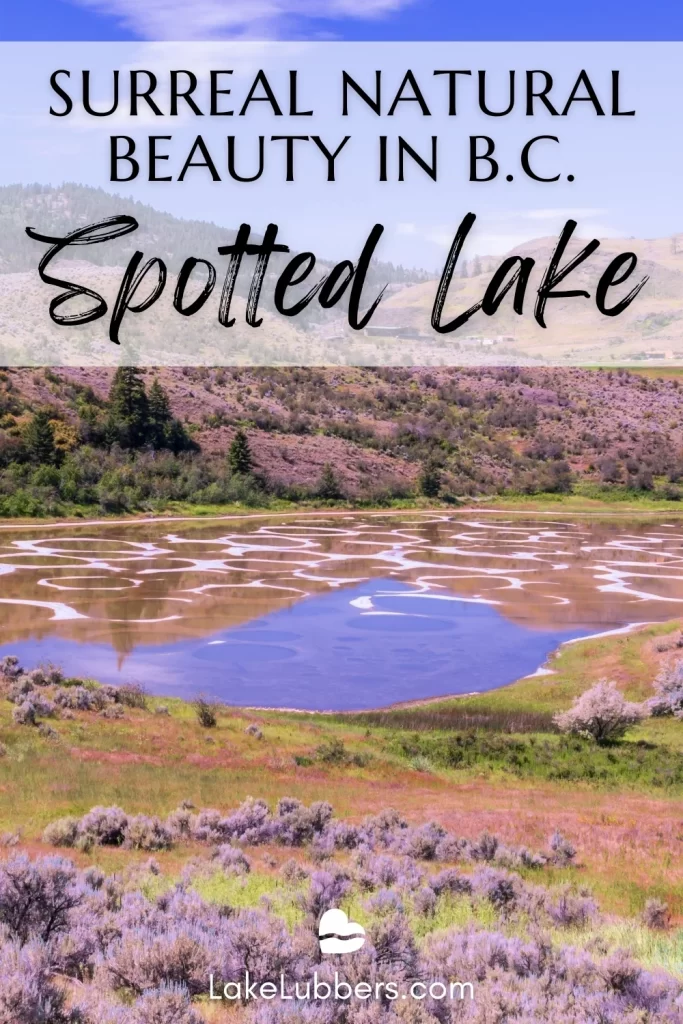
[0, 579, 594, 710]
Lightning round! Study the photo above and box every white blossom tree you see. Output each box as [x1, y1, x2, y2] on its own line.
[553, 680, 648, 743]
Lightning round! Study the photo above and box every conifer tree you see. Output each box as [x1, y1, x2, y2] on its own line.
[317, 463, 342, 500]
[24, 409, 57, 465]
[107, 368, 149, 449]
[147, 378, 172, 449]
[228, 429, 252, 475]
[419, 460, 442, 498]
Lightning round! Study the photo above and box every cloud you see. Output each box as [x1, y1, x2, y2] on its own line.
[68, 0, 413, 40]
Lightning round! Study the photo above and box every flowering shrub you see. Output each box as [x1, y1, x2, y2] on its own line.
[0, 855, 83, 943]
[0, 847, 678, 1024]
[0, 938, 79, 1023]
[126, 815, 173, 852]
[42, 797, 562, 878]
[54, 686, 99, 711]
[117, 683, 148, 710]
[79, 806, 130, 847]
[1, 658, 151, 724]
[0, 654, 22, 680]
[553, 680, 648, 743]
[127, 984, 204, 1024]
[650, 662, 683, 718]
[214, 845, 251, 875]
[548, 829, 577, 866]
[12, 701, 36, 726]
[642, 898, 670, 930]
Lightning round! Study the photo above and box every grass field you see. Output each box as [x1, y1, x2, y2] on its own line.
[1, 616, 681, 923]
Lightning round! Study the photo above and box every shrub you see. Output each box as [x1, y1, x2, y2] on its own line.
[7, 677, 34, 703]
[32, 695, 57, 718]
[117, 683, 148, 709]
[27, 664, 64, 687]
[54, 686, 95, 711]
[0, 655, 22, 680]
[548, 830, 576, 866]
[245, 723, 263, 739]
[642, 898, 670, 930]
[214, 846, 251, 875]
[413, 886, 437, 916]
[101, 704, 125, 719]
[79, 806, 129, 847]
[193, 696, 218, 728]
[553, 680, 648, 743]
[545, 886, 598, 928]
[280, 859, 309, 885]
[43, 817, 79, 848]
[127, 984, 204, 1024]
[650, 662, 683, 718]
[0, 938, 78, 1023]
[313, 738, 369, 767]
[12, 701, 36, 726]
[301, 869, 351, 924]
[0, 854, 83, 943]
[126, 815, 173, 852]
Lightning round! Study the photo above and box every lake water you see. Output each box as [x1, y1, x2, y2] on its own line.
[1, 511, 682, 710]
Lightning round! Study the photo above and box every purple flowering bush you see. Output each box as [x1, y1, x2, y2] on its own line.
[0, 841, 679, 1024]
[43, 797, 569, 876]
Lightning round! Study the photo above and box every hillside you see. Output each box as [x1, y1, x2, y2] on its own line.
[383, 234, 683, 362]
[3, 363, 683, 504]
[2, 184, 683, 363]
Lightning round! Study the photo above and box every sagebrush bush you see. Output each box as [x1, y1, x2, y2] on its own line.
[0, 855, 83, 943]
[193, 696, 217, 728]
[642, 898, 670, 930]
[0, 655, 22, 680]
[42, 796, 564, 874]
[214, 845, 251, 875]
[0, 838, 679, 1023]
[117, 683, 148, 710]
[12, 701, 36, 726]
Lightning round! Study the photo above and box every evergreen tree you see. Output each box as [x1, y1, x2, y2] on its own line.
[472, 255, 482, 276]
[317, 463, 342, 500]
[419, 460, 442, 499]
[228, 429, 252, 475]
[24, 409, 57, 465]
[166, 417, 194, 455]
[107, 367, 149, 449]
[460, 258, 469, 279]
[147, 378, 172, 449]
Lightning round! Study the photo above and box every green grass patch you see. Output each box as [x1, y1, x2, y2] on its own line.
[385, 731, 683, 791]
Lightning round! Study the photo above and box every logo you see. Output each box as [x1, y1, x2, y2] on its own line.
[318, 909, 366, 954]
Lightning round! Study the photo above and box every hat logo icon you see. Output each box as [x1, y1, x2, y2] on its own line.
[318, 908, 366, 954]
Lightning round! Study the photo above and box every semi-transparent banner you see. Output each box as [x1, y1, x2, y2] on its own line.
[0, 41, 682, 366]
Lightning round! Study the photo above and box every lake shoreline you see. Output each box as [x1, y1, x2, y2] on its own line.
[4, 496, 683, 530]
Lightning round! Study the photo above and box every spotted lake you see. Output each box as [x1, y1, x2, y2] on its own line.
[0, 511, 682, 710]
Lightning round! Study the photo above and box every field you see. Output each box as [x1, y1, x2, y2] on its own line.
[0, 601, 682, 1022]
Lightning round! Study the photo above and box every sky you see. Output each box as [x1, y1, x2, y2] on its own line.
[4, 0, 683, 42]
